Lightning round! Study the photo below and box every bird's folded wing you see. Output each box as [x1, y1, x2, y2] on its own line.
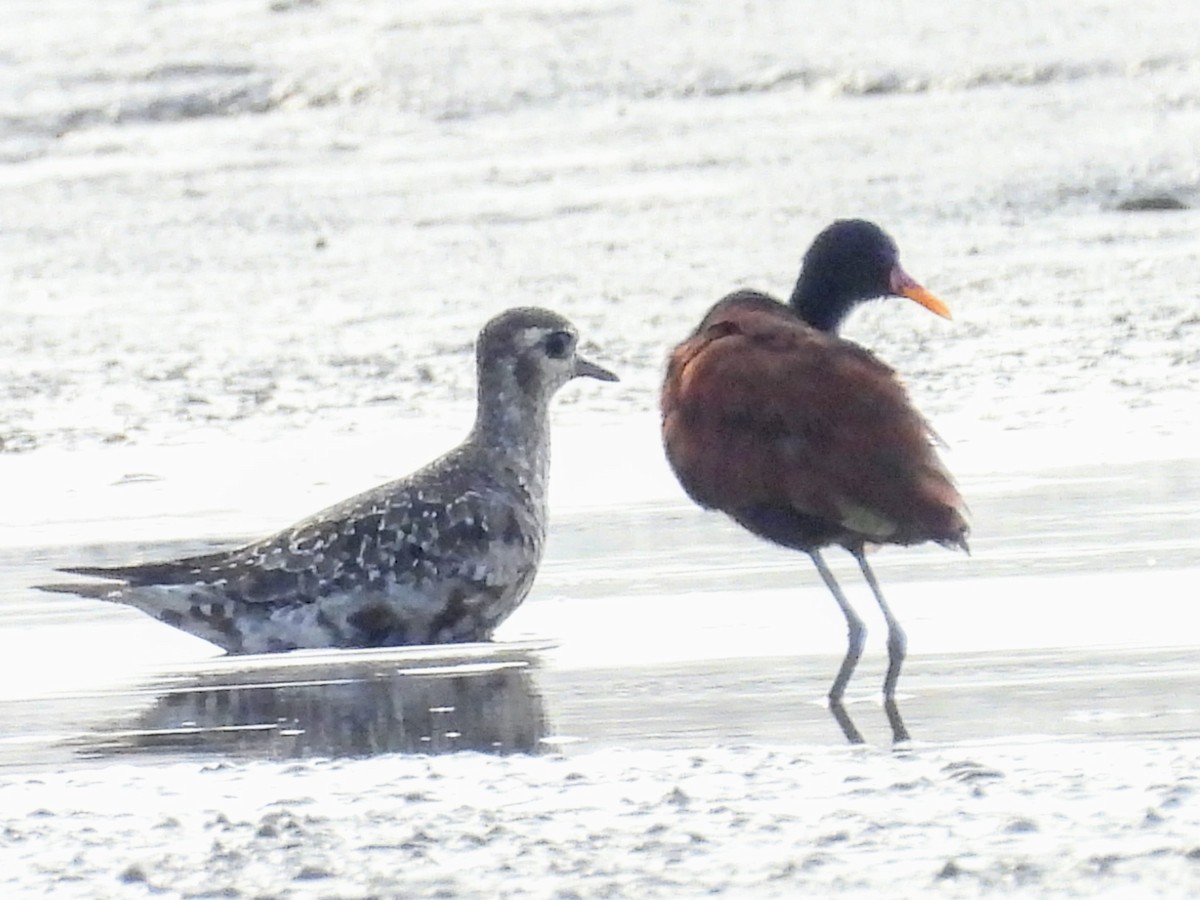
[663, 309, 961, 541]
[54, 482, 536, 607]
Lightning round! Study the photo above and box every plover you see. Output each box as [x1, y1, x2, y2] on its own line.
[661, 220, 967, 742]
[41, 307, 618, 654]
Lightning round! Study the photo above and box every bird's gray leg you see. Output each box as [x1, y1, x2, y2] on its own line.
[852, 548, 911, 744]
[808, 549, 865, 745]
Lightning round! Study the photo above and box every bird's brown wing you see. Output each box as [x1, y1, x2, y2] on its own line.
[662, 304, 966, 547]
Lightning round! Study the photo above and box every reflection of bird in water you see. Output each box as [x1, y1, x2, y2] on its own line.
[40, 308, 617, 653]
[82, 649, 547, 760]
[661, 220, 969, 744]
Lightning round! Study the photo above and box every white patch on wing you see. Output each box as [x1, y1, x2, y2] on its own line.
[834, 499, 898, 540]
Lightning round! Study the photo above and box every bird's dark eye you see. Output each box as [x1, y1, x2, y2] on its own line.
[544, 330, 573, 360]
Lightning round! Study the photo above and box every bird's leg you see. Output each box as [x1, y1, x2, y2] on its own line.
[852, 548, 911, 744]
[851, 550, 906, 697]
[808, 550, 866, 702]
[808, 549, 865, 745]
[882, 696, 910, 746]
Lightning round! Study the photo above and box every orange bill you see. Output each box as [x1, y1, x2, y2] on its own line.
[890, 265, 952, 320]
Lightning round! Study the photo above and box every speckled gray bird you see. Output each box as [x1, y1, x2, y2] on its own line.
[39, 307, 618, 654]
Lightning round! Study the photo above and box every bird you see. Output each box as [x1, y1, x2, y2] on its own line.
[660, 219, 968, 743]
[40, 307, 618, 654]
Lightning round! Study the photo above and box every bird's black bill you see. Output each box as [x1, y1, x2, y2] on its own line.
[574, 356, 619, 382]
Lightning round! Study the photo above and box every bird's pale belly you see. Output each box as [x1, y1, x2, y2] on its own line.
[231, 547, 543, 653]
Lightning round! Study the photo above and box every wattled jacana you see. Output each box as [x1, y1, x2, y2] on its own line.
[661, 219, 969, 743]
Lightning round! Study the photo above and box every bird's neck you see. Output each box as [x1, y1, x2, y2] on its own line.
[788, 272, 859, 334]
[471, 379, 552, 491]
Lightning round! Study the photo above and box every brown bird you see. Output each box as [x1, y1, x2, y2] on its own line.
[661, 219, 968, 743]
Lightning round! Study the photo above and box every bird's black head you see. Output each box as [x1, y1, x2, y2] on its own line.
[788, 219, 950, 333]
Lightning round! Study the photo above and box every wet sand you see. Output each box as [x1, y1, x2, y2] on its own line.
[5, 648, 1200, 898]
[6, 738, 1200, 899]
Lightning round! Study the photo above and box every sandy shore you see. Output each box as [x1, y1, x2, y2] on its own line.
[5, 735, 1200, 898]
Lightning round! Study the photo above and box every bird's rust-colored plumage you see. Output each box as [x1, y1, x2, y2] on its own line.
[662, 292, 967, 552]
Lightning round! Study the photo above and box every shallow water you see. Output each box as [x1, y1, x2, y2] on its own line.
[2, 0, 1200, 896]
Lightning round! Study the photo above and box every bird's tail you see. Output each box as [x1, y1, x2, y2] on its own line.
[35, 581, 127, 601]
